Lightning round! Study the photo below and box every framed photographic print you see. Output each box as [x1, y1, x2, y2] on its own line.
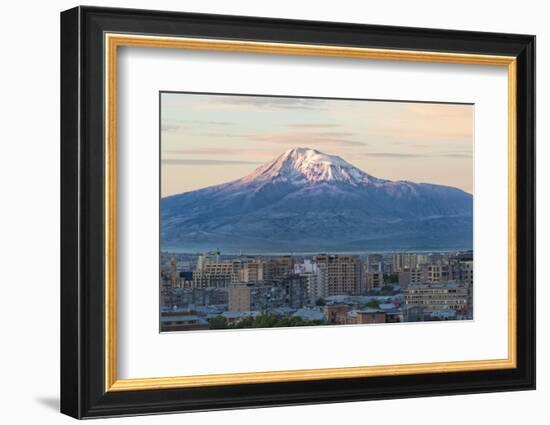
[60, 6, 536, 419]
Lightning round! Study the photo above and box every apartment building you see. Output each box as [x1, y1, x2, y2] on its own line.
[314, 254, 363, 295]
[404, 282, 469, 311]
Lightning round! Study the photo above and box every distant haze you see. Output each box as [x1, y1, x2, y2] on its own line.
[161, 92, 473, 197]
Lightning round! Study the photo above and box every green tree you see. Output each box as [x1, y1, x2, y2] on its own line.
[222, 314, 327, 329]
[256, 314, 280, 328]
[233, 316, 255, 328]
[208, 316, 228, 329]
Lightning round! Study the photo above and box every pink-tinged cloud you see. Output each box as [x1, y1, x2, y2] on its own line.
[196, 96, 326, 111]
[162, 159, 261, 166]
[243, 131, 367, 148]
[164, 148, 274, 159]
[287, 123, 340, 129]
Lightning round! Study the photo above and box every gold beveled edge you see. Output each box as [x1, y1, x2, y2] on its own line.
[507, 60, 518, 368]
[105, 33, 118, 390]
[109, 358, 515, 391]
[107, 33, 516, 65]
[104, 32, 518, 392]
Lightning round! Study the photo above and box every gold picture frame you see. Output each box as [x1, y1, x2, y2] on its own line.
[104, 33, 517, 392]
[61, 6, 535, 419]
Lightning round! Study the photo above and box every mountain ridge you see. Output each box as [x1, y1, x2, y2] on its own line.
[161, 148, 473, 252]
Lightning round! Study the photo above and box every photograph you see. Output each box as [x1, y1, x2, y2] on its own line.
[159, 92, 474, 332]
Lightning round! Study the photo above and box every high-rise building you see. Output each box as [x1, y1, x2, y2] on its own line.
[197, 251, 221, 270]
[398, 266, 428, 287]
[426, 264, 449, 283]
[170, 258, 178, 288]
[392, 253, 422, 272]
[449, 259, 473, 285]
[366, 254, 384, 272]
[427, 253, 447, 265]
[398, 262, 452, 286]
[416, 254, 429, 265]
[228, 282, 277, 312]
[314, 255, 363, 295]
[405, 282, 470, 311]
[366, 271, 384, 291]
[192, 252, 241, 288]
[459, 261, 473, 285]
[240, 259, 265, 282]
[228, 282, 253, 312]
[264, 256, 294, 283]
[302, 262, 328, 301]
[294, 259, 316, 274]
[273, 274, 309, 309]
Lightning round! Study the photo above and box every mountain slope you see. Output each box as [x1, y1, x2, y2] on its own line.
[161, 148, 473, 252]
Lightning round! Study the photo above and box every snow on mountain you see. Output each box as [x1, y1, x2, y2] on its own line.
[161, 147, 473, 252]
[237, 147, 384, 187]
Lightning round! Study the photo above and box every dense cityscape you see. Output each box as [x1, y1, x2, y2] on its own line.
[160, 250, 473, 332]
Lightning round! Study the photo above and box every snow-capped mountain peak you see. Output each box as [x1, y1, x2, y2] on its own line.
[239, 147, 381, 186]
[161, 146, 473, 252]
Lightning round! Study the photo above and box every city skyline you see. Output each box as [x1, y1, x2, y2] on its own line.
[160, 249, 473, 332]
[161, 92, 473, 197]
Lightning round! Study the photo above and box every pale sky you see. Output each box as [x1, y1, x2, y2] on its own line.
[161, 92, 473, 197]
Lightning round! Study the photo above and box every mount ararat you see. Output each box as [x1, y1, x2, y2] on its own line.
[161, 148, 473, 252]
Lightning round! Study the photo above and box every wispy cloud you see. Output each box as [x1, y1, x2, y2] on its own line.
[364, 151, 471, 159]
[162, 159, 261, 166]
[287, 123, 340, 129]
[365, 152, 427, 158]
[391, 142, 430, 147]
[197, 96, 326, 111]
[161, 124, 180, 132]
[244, 131, 366, 148]
[165, 148, 240, 155]
[437, 152, 472, 158]
[178, 120, 234, 126]
[164, 148, 271, 158]
[197, 132, 245, 138]
[172, 128, 367, 148]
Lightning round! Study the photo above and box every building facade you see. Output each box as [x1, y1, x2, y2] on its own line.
[264, 256, 294, 283]
[366, 271, 384, 291]
[315, 254, 363, 295]
[240, 259, 265, 282]
[405, 282, 470, 311]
